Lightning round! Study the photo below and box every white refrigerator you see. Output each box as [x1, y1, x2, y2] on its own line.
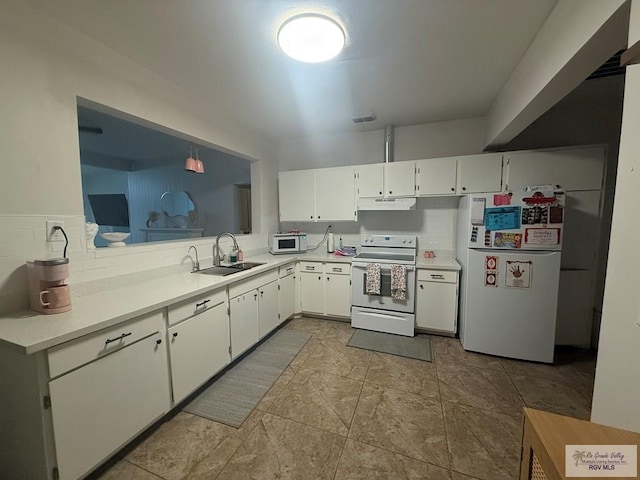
[456, 187, 565, 363]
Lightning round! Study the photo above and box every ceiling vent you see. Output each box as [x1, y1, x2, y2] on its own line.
[586, 50, 626, 80]
[352, 114, 376, 123]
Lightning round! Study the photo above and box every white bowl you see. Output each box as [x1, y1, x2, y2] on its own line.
[100, 232, 131, 247]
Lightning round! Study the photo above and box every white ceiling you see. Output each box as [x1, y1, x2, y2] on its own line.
[27, 0, 557, 141]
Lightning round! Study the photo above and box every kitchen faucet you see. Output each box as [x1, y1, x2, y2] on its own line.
[188, 245, 200, 272]
[214, 233, 239, 266]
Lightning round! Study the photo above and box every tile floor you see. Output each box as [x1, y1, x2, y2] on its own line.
[96, 317, 596, 480]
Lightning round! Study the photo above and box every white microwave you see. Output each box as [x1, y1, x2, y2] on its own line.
[269, 233, 308, 254]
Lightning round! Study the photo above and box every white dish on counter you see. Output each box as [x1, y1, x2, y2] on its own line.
[100, 232, 131, 247]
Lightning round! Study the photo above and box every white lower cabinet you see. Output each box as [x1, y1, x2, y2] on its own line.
[324, 263, 351, 317]
[258, 280, 279, 338]
[229, 271, 280, 357]
[278, 264, 296, 321]
[49, 332, 170, 480]
[300, 261, 351, 317]
[415, 269, 459, 334]
[300, 265, 325, 314]
[168, 301, 230, 404]
[230, 290, 259, 359]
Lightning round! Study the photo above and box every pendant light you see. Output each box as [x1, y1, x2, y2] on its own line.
[194, 147, 204, 174]
[185, 146, 197, 172]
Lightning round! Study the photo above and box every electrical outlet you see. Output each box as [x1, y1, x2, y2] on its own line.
[46, 221, 65, 242]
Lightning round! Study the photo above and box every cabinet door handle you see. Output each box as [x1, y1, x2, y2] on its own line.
[318, 276, 321, 280]
[195, 299, 210, 308]
[451, 187, 455, 192]
[420, 284, 424, 289]
[105, 332, 132, 345]
[379, 191, 382, 195]
[389, 191, 392, 195]
[173, 332, 178, 338]
[260, 291, 264, 297]
[431, 274, 445, 279]
[462, 187, 466, 191]
[326, 276, 330, 281]
[156, 339, 162, 345]
[310, 215, 313, 219]
[332, 268, 341, 272]
[318, 216, 321, 219]
[254, 293, 258, 300]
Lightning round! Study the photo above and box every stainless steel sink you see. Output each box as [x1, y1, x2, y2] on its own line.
[195, 266, 240, 276]
[195, 262, 265, 276]
[227, 262, 265, 270]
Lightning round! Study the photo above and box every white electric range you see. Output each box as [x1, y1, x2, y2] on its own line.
[351, 234, 417, 336]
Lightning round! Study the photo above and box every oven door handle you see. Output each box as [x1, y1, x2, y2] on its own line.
[352, 261, 415, 271]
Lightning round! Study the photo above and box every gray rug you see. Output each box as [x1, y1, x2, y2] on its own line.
[183, 328, 312, 427]
[347, 329, 432, 362]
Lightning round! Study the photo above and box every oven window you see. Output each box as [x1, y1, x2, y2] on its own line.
[278, 238, 296, 249]
[362, 272, 393, 297]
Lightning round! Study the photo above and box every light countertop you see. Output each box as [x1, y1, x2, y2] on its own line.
[0, 251, 354, 355]
[0, 250, 457, 354]
[416, 256, 461, 271]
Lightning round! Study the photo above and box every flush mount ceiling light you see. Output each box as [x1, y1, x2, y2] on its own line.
[277, 13, 345, 63]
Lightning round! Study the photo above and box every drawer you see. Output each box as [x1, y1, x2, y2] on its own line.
[417, 269, 458, 283]
[299, 261, 322, 273]
[325, 262, 350, 275]
[48, 311, 164, 378]
[167, 288, 227, 326]
[279, 262, 296, 278]
[229, 269, 278, 298]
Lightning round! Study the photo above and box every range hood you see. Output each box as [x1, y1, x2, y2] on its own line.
[358, 197, 416, 211]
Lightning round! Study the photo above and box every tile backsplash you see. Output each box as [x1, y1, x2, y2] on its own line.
[281, 196, 459, 254]
[0, 214, 267, 314]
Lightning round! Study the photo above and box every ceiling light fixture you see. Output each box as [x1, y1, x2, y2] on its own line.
[277, 13, 345, 63]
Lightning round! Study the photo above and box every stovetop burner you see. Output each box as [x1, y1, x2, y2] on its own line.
[354, 234, 417, 265]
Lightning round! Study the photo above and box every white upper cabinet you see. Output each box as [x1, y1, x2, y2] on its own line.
[356, 161, 415, 198]
[503, 146, 605, 192]
[456, 153, 503, 193]
[355, 163, 384, 198]
[315, 166, 356, 221]
[279, 167, 356, 222]
[385, 161, 416, 197]
[278, 170, 316, 221]
[416, 157, 457, 196]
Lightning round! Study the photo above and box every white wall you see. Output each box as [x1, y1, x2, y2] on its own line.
[591, 0, 640, 433]
[0, 2, 278, 313]
[486, 0, 629, 147]
[278, 117, 487, 171]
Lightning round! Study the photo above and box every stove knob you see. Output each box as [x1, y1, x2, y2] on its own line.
[408, 239, 413, 244]
[402, 239, 407, 244]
